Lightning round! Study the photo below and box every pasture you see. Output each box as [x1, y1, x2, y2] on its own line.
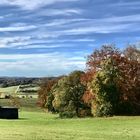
[0, 84, 39, 99]
[0, 87, 140, 140]
[0, 111, 140, 140]
[0, 99, 140, 140]
[0, 86, 19, 98]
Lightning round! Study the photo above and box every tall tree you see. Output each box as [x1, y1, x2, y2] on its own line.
[52, 71, 90, 118]
[84, 44, 140, 116]
[89, 58, 120, 116]
[38, 78, 59, 110]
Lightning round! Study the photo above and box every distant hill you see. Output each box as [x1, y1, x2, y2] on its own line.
[0, 77, 57, 87]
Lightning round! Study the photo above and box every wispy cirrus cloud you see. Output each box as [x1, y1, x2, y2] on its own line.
[0, 53, 85, 77]
[0, 0, 79, 10]
[39, 9, 82, 16]
[0, 24, 36, 32]
[0, 36, 31, 48]
[0, 0, 140, 77]
[0, 34, 95, 49]
[61, 23, 137, 34]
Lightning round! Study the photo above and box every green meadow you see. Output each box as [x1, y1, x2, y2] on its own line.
[0, 99, 140, 140]
[0, 86, 19, 95]
[0, 85, 39, 98]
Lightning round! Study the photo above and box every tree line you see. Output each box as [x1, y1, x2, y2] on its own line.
[0, 77, 57, 87]
[38, 44, 140, 118]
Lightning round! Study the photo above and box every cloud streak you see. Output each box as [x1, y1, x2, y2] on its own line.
[0, 24, 36, 32]
[0, 0, 140, 76]
[0, 0, 79, 10]
[0, 53, 85, 77]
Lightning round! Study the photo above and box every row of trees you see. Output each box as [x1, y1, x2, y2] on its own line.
[38, 72, 90, 118]
[0, 77, 40, 87]
[38, 45, 140, 117]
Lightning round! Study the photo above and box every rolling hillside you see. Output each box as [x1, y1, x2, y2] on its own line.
[0, 84, 39, 99]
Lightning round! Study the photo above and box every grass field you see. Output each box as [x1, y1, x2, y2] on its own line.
[0, 86, 18, 93]
[0, 112, 140, 140]
[0, 85, 39, 98]
[0, 99, 140, 140]
[0, 86, 19, 96]
[0, 111, 140, 140]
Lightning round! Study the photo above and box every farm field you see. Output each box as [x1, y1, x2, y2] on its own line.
[0, 86, 18, 93]
[0, 99, 140, 140]
[0, 86, 19, 97]
[0, 84, 39, 99]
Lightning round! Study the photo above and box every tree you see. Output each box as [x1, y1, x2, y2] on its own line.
[86, 45, 121, 74]
[89, 58, 120, 116]
[82, 45, 121, 116]
[84, 44, 140, 116]
[38, 78, 59, 111]
[52, 71, 90, 118]
[117, 47, 140, 114]
[124, 45, 140, 61]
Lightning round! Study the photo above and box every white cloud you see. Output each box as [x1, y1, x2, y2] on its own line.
[96, 14, 140, 23]
[0, 24, 36, 32]
[44, 19, 88, 27]
[0, 16, 4, 19]
[30, 15, 140, 39]
[60, 23, 135, 34]
[0, 53, 85, 77]
[39, 9, 82, 16]
[0, 0, 79, 10]
[0, 36, 31, 48]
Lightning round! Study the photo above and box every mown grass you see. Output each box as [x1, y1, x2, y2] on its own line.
[0, 99, 140, 140]
[0, 111, 140, 140]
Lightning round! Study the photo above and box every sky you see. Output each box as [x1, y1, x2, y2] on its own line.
[0, 0, 140, 77]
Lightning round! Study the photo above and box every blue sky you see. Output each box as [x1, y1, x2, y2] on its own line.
[0, 0, 140, 77]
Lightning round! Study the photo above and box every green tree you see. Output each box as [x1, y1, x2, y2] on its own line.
[90, 58, 120, 117]
[52, 71, 90, 118]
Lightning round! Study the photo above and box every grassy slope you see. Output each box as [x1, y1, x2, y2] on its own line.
[0, 85, 39, 98]
[0, 86, 18, 94]
[0, 85, 39, 93]
[0, 98, 40, 112]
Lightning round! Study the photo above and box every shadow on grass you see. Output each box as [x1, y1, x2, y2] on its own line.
[18, 118, 28, 120]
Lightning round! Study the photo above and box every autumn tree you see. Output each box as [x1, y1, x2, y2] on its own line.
[117, 46, 140, 114]
[37, 44, 140, 117]
[82, 45, 121, 115]
[124, 45, 140, 61]
[86, 45, 121, 73]
[89, 58, 120, 116]
[84, 44, 140, 116]
[38, 78, 59, 111]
